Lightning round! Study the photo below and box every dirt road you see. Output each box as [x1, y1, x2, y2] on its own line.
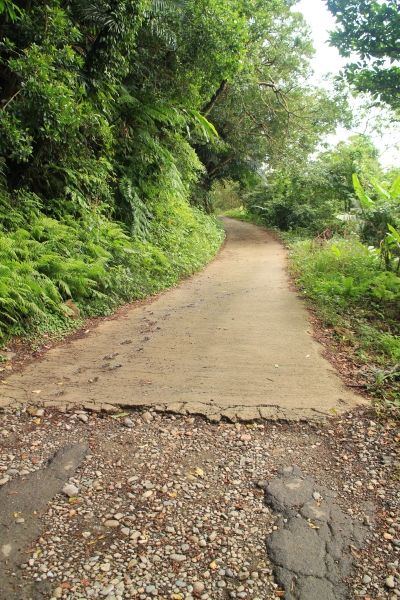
[0, 218, 360, 420]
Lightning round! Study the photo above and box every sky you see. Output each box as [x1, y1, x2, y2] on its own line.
[294, 0, 400, 168]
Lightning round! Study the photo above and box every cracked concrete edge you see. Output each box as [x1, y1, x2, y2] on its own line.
[0, 398, 328, 424]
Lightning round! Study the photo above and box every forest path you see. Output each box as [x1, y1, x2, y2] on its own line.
[0, 218, 361, 421]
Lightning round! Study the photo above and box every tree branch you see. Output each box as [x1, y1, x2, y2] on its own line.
[202, 80, 228, 115]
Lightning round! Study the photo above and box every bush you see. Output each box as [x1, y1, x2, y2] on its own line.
[289, 237, 400, 361]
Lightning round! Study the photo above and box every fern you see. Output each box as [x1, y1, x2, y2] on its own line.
[119, 176, 152, 239]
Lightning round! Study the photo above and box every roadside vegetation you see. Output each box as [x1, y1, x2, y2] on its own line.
[1, 0, 400, 412]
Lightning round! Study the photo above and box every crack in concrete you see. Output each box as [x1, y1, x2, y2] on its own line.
[2, 401, 329, 424]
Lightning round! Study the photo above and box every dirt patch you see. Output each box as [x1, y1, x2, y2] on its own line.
[0, 404, 398, 599]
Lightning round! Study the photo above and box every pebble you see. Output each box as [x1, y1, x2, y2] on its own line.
[169, 554, 186, 562]
[104, 520, 120, 527]
[77, 413, 88, 423]
[142, 411, 153, 423]
[61, 483, 78, 497]
[193, 582, 205, 594]
[386, 575, 395, 588]
[123, 418, 135, 428]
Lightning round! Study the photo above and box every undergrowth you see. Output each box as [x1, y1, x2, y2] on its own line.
[0, 198, 224, 343]
[288, 237, 400, 408]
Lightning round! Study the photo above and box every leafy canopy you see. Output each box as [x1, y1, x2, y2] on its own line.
[326, 0, 400, 109]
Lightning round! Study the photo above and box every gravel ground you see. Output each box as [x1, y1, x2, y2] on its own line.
[0, 405, 399, 600]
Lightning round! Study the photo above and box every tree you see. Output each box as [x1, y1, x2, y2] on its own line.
[194, 6, 350, 190]
[243, 136, 383, 233]
[326, 0, 400, 109]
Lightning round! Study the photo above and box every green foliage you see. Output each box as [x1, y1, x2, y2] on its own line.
[327, 0, 400, 109]
[237, 136, 400, 240]
[339, 170, 400, 249]
[0, 0, 349, 341]
[224, 206, 265, 226]
[0, 201, 223, 340]
[210, 179, 242, 213]
[289, 236, 400, 404]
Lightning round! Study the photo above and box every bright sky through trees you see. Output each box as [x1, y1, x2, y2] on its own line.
[295, 0, 400, 167]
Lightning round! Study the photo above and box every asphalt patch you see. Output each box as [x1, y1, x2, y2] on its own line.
[0, 442, 89, 599]
[261, 465, 374, 600]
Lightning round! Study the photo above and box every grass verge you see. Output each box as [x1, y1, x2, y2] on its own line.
[288, 236, 400, 411]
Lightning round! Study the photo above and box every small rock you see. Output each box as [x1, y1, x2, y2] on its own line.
[62, 483, 79, 497]
[123, 418, 135, 428]
[362, 574, 371, 584]
[142, 411, 153, 423]
[145, 585, 156, 593]
[193, 582, 204, 594]
[386, 575, 395, 588]
[77, 413, 88, 423]
[169, 554, 186, 562]
[312, 491, 321, 500]
[251, 571, 259, 579]
[53, 588, 63, 599]
[104, 520, 120, 528]
[36, 409, 45, 417]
